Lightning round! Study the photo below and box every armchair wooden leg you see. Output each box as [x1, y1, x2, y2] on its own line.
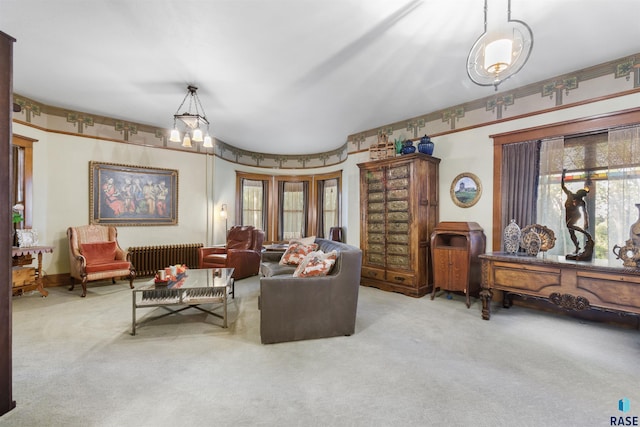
[69, 276, 75, 292]
[81, 277, 88, 298]
[129, 269, 136, 289]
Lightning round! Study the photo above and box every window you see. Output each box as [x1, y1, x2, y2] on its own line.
[236, 171, 342, 243]
[240, 178, 267, 232]
[12, 135, 34, 229]
[537, 128, 640, 261]
[492, 109, 640, 258]
[317, 177, 339, 239]
[278, 181, 308, 240]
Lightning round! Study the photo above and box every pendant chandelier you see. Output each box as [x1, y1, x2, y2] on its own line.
[169, 85, 213, 148]
[467, 0, 533, 90]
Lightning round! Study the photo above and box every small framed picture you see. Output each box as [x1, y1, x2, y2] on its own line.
[450, 172, 482, 208]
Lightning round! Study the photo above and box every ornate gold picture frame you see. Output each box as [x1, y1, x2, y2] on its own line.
[90, 161, 178, 226]
[450, 172, 482, 208]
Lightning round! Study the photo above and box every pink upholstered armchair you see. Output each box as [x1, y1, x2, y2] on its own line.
[67, 225, 135, 297]
[198, 225, 265, 279]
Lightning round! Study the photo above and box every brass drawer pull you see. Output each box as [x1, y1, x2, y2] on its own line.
[394, 276, 405, 282]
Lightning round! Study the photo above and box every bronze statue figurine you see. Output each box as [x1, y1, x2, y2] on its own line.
[561, 169, 594, 261]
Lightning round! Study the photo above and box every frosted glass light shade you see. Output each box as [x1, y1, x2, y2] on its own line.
[169, 128, 180, 143]
[192, 128, 204, 142]
[203, 134, 213, 148]
[182, 134, 192, 148]
[484, 38, 513, 74]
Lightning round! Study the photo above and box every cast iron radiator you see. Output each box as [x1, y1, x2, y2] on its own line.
[128, 243, 204, 277]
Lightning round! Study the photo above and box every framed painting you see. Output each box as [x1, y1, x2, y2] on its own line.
[89, 161, 178, 226]
[450, 172, 482, 208]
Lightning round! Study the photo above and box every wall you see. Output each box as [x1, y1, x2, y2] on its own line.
[13, 122, 212, 276]
[14, 91, 640, 278]
[434, 92, 640, 250]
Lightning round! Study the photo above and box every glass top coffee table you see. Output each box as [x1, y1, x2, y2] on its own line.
[131, 268, 234, 335]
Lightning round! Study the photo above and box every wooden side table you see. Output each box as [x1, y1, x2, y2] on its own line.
[12, 246, 54, 297]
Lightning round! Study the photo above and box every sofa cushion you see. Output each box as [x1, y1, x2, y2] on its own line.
[81, 241, 117, 264]
[262, 262, 297, 277]
[279, 242, 318, 266]
[204, 253, 227, 266]
[293, 250, 338, 278]
[85, 260, 131, 274]
[289, 236, 316, 246]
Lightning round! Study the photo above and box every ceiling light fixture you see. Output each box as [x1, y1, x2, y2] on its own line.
[169, 85, 213, 148]
[467, 0, 533, 90]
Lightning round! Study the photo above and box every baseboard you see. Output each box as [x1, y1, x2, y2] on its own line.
[42, 273, 69, 288]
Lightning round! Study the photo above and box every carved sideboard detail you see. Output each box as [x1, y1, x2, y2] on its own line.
[549, 293, 590, 311]
[479, 253, 640, 320]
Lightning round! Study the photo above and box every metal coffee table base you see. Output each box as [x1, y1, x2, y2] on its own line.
[131, 269, 233, 335]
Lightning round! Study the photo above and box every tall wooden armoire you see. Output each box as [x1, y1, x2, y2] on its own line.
[358, 153, 440, 297]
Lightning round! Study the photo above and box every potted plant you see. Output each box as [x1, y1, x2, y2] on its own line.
[12, 203, 24, 246]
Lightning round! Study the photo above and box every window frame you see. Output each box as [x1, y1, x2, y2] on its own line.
[235, 170, 342, 244]
[490, 107, 640, 250]
[12, 134, 35, 229]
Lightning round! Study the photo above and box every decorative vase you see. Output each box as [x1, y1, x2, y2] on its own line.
[417, 135, 434, 155]
[401, 140, 415, 155]
[503, 219, 521, 254]
[394, 138, 403, 155]
[630, 203, 640, 247]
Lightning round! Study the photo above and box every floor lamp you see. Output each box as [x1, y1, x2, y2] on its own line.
[220, 204, 228, 238]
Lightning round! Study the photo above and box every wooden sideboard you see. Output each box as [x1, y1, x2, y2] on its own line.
[479, 252, 640, 320]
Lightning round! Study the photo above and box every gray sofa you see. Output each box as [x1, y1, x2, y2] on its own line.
[259, 238, 362, 344]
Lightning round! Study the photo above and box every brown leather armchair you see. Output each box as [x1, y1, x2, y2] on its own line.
[198, 225, 265, 279]
[67, 225, 135, 297]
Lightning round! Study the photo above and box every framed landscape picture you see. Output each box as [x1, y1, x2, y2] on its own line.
[450, 172, 482, 208]
[89, 161, 178, 226]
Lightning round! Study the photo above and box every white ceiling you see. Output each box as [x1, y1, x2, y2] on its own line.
[2, 0, 640, 155]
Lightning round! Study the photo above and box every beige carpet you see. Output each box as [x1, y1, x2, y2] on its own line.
[1, 276, 639, 427]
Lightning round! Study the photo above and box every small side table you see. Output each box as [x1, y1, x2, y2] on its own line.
[12, 246, 54, 297]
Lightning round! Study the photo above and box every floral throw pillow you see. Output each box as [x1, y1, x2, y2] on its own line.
[279, 242, 319, 266]
[293, 250, 338, 278]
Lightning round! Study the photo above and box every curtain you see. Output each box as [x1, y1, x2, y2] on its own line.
[500, 139, 541, 250]
[605, 126, 640, 262]
[536, 126, 640, 260]
[323, 179, 338, 238]
[241, 179, 265, 231]
[279, 181, 307, 240]
[536, 137, 566, 255]
[317, 180, 325, 238]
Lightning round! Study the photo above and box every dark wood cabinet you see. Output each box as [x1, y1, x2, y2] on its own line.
[358, 153, 440, 297]
[431, 221, 485, 307]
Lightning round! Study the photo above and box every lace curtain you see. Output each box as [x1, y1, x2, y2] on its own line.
[536, 126, 640, 260]
[278, 181, 308, 240]
[241, 179, 266, 231]
[537, 137, 566, 256]
[317, 178, 338, 238]
[604, 126, 640, 261]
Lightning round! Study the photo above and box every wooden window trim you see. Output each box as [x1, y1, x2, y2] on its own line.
[12, 134, 35, 228]
[235, 170, 343, 243]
